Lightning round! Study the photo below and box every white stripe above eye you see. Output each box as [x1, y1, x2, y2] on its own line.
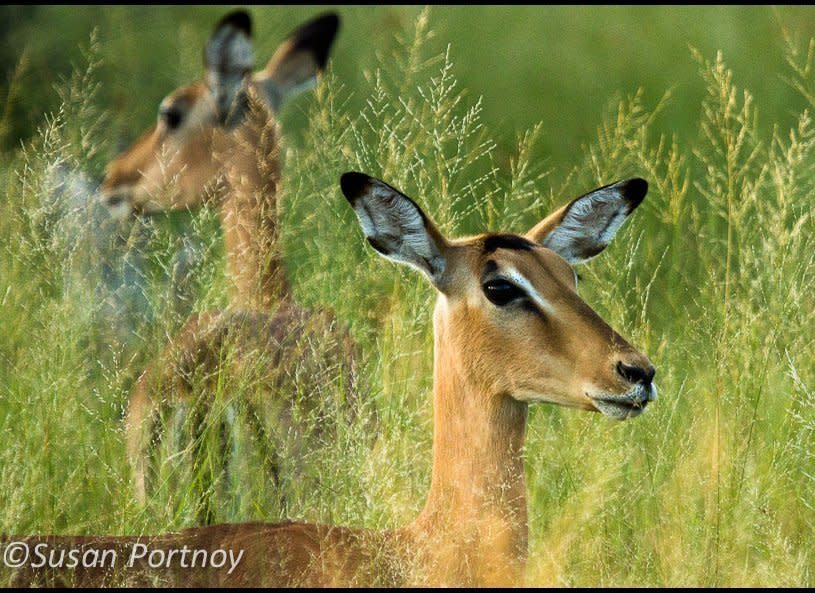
[502, 266, 555, 314]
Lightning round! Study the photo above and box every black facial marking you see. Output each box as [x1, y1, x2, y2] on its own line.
[521, 299, 547, 320]
[483, 234, 535, 254]
[483, 259, 498, 277]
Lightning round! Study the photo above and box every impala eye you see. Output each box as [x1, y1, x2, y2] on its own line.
[483, 279, 525, 307]
[159, 106, 183, 131]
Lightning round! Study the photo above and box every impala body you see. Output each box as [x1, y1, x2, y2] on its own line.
[100, 11, 364, 519]
[5, 172, 656, 586]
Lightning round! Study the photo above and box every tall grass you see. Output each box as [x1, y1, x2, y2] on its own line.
[1, 7, 814, 586]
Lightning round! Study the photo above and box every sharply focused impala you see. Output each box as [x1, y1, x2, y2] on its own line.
[5, 171, 656, 586]
[100, 11, 363, 517]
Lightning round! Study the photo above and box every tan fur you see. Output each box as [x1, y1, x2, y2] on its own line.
[102, 83, 286, 309]
[101, 14, 352, 507]
[8, 191, 655, 585]
[125, 303, 360, 505]
[526, 200, 571, 244]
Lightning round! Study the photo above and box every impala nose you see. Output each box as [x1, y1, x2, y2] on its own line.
[101, 192, 126, 207]
[99, 189, 135, 219]
[616, 360, 656, 387]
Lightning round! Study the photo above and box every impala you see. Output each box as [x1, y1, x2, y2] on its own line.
[101, 11, 362, 517]
[4, 171, 656, 586]
[102, 9, 338, 309]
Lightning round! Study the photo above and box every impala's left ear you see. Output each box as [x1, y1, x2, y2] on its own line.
[526, 178, 648, 264]
[255, 12, 340, 112]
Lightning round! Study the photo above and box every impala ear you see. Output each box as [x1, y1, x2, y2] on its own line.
[204, 10, 254, 127]
[526, 178, 648, 264]
[256, 12, 340, 112]
[340, 172, 450, 289]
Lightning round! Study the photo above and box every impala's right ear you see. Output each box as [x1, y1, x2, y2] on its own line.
[256, 12, 340, 112]
[340, 172, 449, 288]
[526, 178, 648, 264]
[204, 10, 254, 126]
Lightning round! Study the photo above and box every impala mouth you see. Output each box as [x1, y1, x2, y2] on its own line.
[589, 384, 657, 420]
[100, 188, 139, 219]
[102, 197, 135, 220]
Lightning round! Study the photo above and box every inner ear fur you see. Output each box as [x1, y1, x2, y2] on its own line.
[526, 178, 648, 264]
[204, 10, 255, 125]
[339, 172, 450, 288]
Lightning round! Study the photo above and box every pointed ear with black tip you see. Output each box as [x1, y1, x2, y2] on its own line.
[204, 10, 255, 126]
[526, 178, 648, 264]
[256, 12, 340, 112]
[340, 172, 450, 289]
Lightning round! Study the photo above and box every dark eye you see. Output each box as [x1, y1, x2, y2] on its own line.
[159, 106, 183, 131]
[483, 279, 525, 307]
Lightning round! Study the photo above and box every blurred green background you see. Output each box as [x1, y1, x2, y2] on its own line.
[3, 6, 815, 173]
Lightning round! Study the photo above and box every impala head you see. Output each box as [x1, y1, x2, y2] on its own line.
[101, 10, 340, 217]
[340, 172, 656, 420]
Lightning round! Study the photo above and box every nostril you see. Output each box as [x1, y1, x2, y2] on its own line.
[102, 193, 125, 207]
[617, 361, 656, 386]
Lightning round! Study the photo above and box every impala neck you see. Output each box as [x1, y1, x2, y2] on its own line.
[405, 299, 529, 586]
[217, 93, 290, 311]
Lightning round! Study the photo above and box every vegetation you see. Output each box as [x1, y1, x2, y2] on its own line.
[1, 6, 814, 586]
